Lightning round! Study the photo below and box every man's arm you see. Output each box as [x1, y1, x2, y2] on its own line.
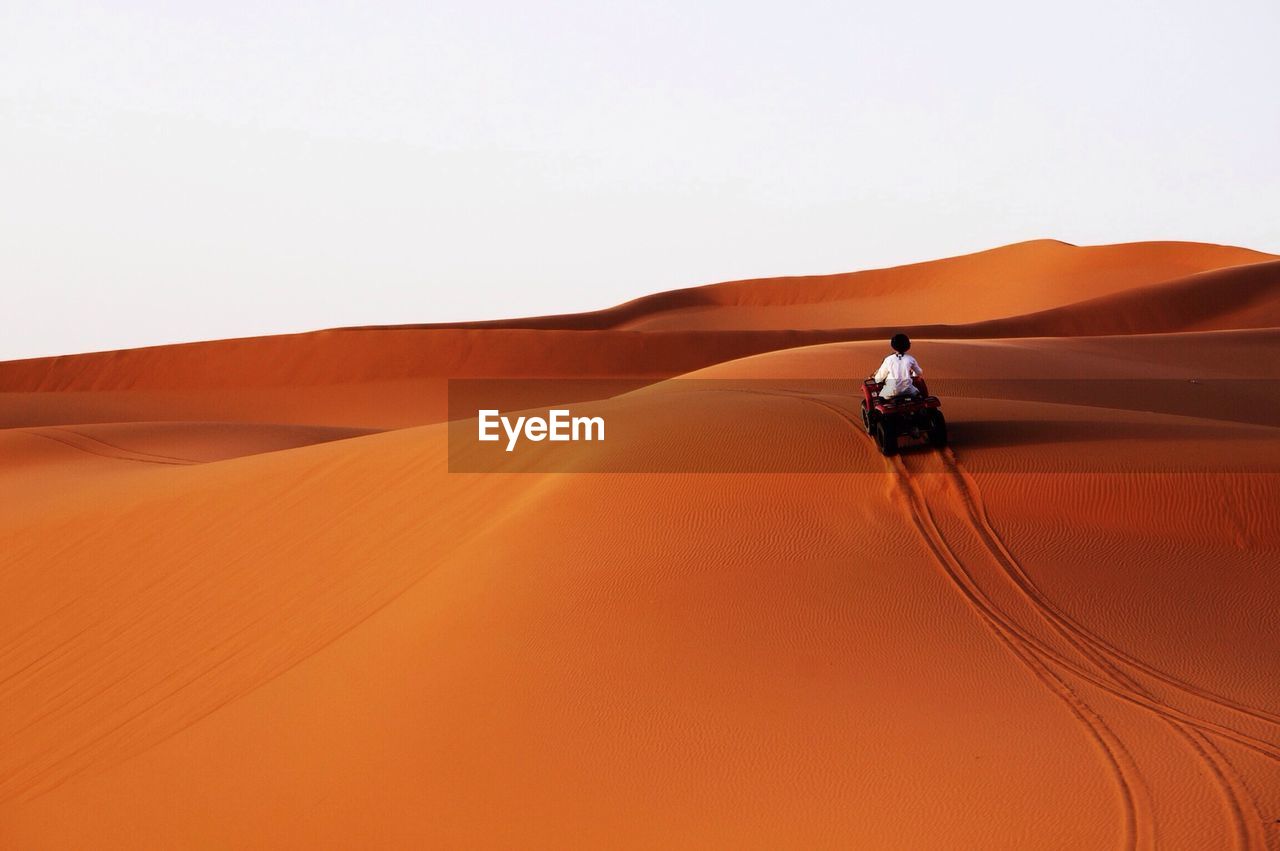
[874, 358, 889, 382]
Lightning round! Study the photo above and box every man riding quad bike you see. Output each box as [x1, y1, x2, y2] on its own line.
[861, 334, 947, 456]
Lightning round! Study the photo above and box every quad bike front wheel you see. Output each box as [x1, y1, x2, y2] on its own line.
[860, 401, 874, 434]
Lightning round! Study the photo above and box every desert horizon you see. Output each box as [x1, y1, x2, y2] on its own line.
[3, 237, 1279, 848]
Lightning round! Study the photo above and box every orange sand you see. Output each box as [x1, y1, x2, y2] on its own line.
[1, 240, 1277, 849]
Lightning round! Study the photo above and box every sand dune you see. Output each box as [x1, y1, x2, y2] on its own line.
[1, 241, 1273, 434]
[371, 239, 1274, 331]
[2, 240, 1278, 848]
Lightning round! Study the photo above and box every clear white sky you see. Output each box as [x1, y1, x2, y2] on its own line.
[3, 0, 1278, 360]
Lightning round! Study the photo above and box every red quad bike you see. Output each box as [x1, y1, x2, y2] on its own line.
[860, 377, 947, 456]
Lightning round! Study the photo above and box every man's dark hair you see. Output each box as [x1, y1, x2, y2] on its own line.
[890, 333, 911, 354]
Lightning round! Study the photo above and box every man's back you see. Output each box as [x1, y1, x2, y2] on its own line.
[875, 352, 921, 398]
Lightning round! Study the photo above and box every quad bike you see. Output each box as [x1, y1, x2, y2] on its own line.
[860, 377, 947, 456]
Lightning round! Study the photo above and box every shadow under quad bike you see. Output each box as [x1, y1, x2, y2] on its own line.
[860, 377, 947, 456]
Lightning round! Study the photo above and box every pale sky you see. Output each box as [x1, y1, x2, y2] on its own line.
[3, 0, 1278, 360]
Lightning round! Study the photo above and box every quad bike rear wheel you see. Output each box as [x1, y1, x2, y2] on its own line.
[926, 410, 948, 448]
[875, 420, 898, 456]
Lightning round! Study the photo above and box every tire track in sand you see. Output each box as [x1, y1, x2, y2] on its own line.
[25, 428, 198, 466]
[888, 452, 1150, 851]
[794, 394, 1149, 850]
[801, 394, 1280, 849]
[940, 450, 1280, 731]
[794, 396, 1280, 752]
[934, 449, 1269, 851]
[730, 390, 1276, 847]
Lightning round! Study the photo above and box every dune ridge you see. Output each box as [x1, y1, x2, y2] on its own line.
[355, 239, 1275, 331]
[1, 242, 1274, 399]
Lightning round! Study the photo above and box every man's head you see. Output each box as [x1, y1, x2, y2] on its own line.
[890, 333, 911, 354]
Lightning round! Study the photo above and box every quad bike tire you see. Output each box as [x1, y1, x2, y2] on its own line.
[926, 410, 948, 448]
[875, 420, 898, 456]
[860, 401, 874, 434]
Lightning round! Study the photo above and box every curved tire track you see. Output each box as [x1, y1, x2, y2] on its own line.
[798, 393, 1278, 849]
[937, 449, 1268, 850]
[792, 394, 1149, 849]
